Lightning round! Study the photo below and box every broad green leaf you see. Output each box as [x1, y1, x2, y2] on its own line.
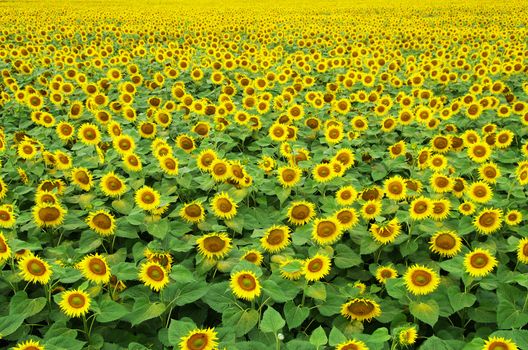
[409, 300, 439, 327]
[260, 306, 285, 333]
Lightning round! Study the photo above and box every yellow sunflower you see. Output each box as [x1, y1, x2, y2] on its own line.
[384, 175, 407, 201]
[196, 232, 232, 260]
[312, 163, 335, 183]
[209, 159, 231, 182]
[180, 202, 206, 223]
[241, 250, 264, 266]
[517, 238, 528, 264]
[123, 153, 143, 172]
[361, 200, 382, 220]
[482, 337, 518, 350]
[76, 253, 111, 284]
[261, 225, 291, 253]
[473, 208, 503, 234]
[18, 254, 52, 284]
[59, 289, 91, 318]
[336, 186, 358, 206]
[0, 204, 16, 228]
[303, 254, 332, 282]
[279, 258, 305, 281]
[12, 340, 45, 350]
[0, 232, 11, 262]
[409, 197, 433, 220]
[32, 203, 66, 228]
[100, 172, 127, 197]
[230, 270, 261, 301]
[312, 217, 343, 245]
[277, 165, 302, 188]
[86, 210, 116, 236]
[78, 123, 101, 146]
[467, 181, 493, 204]
[398, 327, 418, 346]
[430, 199, 451, 221]
[403, 265, 440, 295]
[0, 178, 7, 200]
[139, 261, 170, 291]
[333, 148, 355, 169]
[478, 162, 501, 184]
[467, 142, 491, 163]
[287, 200, 316, 225]
[370, 218, 401, 244]
[429, 231, 462, 257]
[70, 167, 93, 191]
[458, 201, 476, 216]
[375, 265, 398, 284]
[135, 186, 161, 211]
[464, 248, 497, 277]
[505, 210, 522, 226]
[336, 339, 369, 350]
[179, 328, 218, 350]
[334, 207, 359, 230]
[196, 149, 218, 172]
[341, 298, 382, 322]
[210, 192, 237, 220]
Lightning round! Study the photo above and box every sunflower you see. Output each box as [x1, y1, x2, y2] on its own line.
[0, 204, 16, 228]
[336, 339, 369, 350]
[144, 248, 173, 271]
[196, 232, 232, 260]
[333, 148, 355, 169]
[388, 140, 406, 158]
[179, 328, 218, 350]
[384, 175, 407, 201]
[210, 192, 237, 220]
[196, 149, 218, 172]
[375, 265, 398, 284]
[482, 337, 518, 350]
[361, 200, 382, 220]
[279, 258, 304, 280]
[370, 218, 401, 244]
[209, 159, 231, 182]
[334, 207, 359, 229]
[0, 232, 11, 262]
[341, 298, 381, 322]
[180, 202, 206, 223]
[478, 162, 501, 184]
[261, 225, 290, 253]
[431, 135, 451, 153]
[139, 261, 170, 291]
[18, 254, 52, 284]
[70, 167, 93, 191]
[467, 142, 491, 163]
[403, 265, 440, 295]
[230, 270, 261, 301]
[336, 186, 358, 206]
[504, 210, 522, 226]
[277, 165, 302, 188]
[78, 123, 101, 145]
[312, 217, 343, 245]
[325, 126, 344, 144]
[287, 200, 316, 225]
[495, 130, 514, 149]
[17, 140, 38, 160]
[398, 327, 418, 346]
[76, 253, 111, 284]
[464, 248, 497, 277]
[474, 208, 503, 234]
[59, 289, 91, 318]
[135, 186, 161, 211]
[0, 178, 7, 200]
[86, 210, 116, 236]
[32, 203, 66, 228]
[176, 134, 196, 153]
[312, 163, 334, 183]
[516, 237, 528, 264]
[430, 199, 451, 221]
[467, 181, 493, 204]
[303, 254, 331, 282]
[458, 201, 476, 216]
[12, 339, 45, 350]
[269, 123, 288, 142]
[409, 197, 433, 220]
[430, 173, 453, 193]
[241, 250, 264, 266]
[351, 116, 368, 131]
[159, 155, 179, 176]
[100, 172, 127, 197]
[429, 231, 462, 257]
[123, 153, 143, 172]
[428, 154, 448, 172]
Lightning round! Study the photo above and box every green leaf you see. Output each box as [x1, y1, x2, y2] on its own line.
[147, 219, 170, 239]
[328, 326, 348, 346]
[260, 306, 285, 333]
[309, 326, 328, 347]
[420, 336, 453, 350]
[409, 300, 439, 327]
[9, 292, 46, 318]
[497, 284, 528, 328]
[168, 318, 196, 346]
[0, 314, 24, 337]
[112, 262, 138, 280]
[334, 244, 362, 268]
[385, 278, 406, 300]
[305, 282, 327, 301]
[201, 281, 233, 313]
[447, 286, 476, 312]
[95, 299, 130, 323]
[284, 301, 310, 330]
[124, 300, 166, 326]
[174, 281, 209, 306]
[222, 308, 259, 337]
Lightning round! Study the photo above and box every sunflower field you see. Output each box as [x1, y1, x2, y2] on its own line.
[1, 0, 528, 349]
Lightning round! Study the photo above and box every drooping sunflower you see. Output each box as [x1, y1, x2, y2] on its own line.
[361, 200, 382, 220]
[0, 204, 16, 228]
[334, 207, 359, 230]
[336, 186, 358, 206]
[277, 165, 302, 188]
[403, 265, 440, 295]
[139, 261, 170, 291]
[59, 289, 91, 318]
[429, 231, 462, 257]
[370, 218, 401, 244]
[384, 175, 407, 201]
[179, 328, 218, 350]
[86, 209, 116, 236]
[76, 253, 111, 284]
[210, 192, 237, 220]
[473, 208, 503, 234]
[303, 254, 332, 282]
[312, 217, 343, 245]
[32, 203, 66, 228]
[409, 197, 433, 220]
[196, 232, 232, 260]
[287, 200, 316, 225]
[505, 210, 522, 226]
[375, 265, 398, 284]
[464, 248, 497, 277]
[70, 167, 93, 191]
[135, 186, 161, 211]
[0, 232, 11, 262]
[180, 202, 206, 223]
[482, 337, 518, 350]
[230, 270, 261, 301]
[467, 181, 493, 204]
[261, 225, 290, 253]
[100, 172, 127, 197]
[241, 250, 264, 266]
[18, 254, 52, 284]
[341, 298, 382, 322]
[12, 339, 45, 350]
[336, 339, 369, 350]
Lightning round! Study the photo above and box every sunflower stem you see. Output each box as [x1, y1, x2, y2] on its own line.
[82, 314, 91, 341]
